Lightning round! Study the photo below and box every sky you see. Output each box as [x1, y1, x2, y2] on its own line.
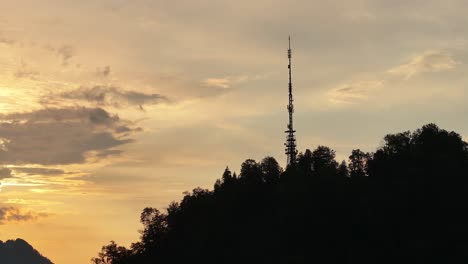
[1, 0, 468, 263]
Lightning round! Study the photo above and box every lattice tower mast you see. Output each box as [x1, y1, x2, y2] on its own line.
[285, 36, 297, 166]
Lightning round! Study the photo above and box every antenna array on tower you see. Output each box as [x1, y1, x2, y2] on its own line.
[285, 36, 298, 167]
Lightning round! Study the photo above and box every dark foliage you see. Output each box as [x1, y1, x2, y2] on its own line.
[93, 124, 468, 264]
[0, 239, 53, 264]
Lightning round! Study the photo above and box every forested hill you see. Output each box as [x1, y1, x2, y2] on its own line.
[0, 239, 53, 264]
[93, 124, 468, 264]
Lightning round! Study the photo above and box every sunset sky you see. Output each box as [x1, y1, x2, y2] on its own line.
[1, 1, 468, 263]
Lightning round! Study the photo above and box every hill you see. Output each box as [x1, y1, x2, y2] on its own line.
[93, 124, 468, 264]
[0, 239, 53, 264]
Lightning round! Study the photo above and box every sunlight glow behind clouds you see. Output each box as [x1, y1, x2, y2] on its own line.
[1, 1, 468, 263]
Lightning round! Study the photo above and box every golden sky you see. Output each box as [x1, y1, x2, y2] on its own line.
[1, 1, 468, 263]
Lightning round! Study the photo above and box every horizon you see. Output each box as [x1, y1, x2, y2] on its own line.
[1, 1, 468, 263]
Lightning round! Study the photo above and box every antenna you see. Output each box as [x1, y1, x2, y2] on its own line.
[285, 36, 297, 167]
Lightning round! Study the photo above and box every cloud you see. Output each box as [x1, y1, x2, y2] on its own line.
[57, 45, 74, 66]
[12, 167, 65, 176]
[14, 62, 40, 80]
[96, 66, 111, 77]
[0, 107, 139, 165]
[199, 75, 264, 97]
[0, 167, 12, 179]
[202, 75, 249, 89]
[328, 81, 384, 104]
[95, 149, 123, 158]
[0, 30, 15, 45]
[387, 50, 457, 79]
[41, 86, 167, 110]
[0, 36, 15, 45]
[203, 78, 232, 89]
[327, 50, 458, 105]
[0, 206, 48, 224]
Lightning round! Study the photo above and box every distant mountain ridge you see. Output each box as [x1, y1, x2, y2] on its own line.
[0, 239, 53, 264]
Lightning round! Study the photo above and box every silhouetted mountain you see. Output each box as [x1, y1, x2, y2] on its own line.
[93, 124, 468, 264]
[0, 239, 53, 264]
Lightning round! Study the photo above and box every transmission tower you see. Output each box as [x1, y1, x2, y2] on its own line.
[285, 36, 297, 167]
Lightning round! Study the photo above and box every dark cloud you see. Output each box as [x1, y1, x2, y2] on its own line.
[57, 45, 74, 66]
[41, 86, 167, 109]
[0, 107, 139, 165]
[115, 125, 133, 134]
[336, 86, 355, 93]
[0, 206, 47, 224]
[0, 167, 12, 179]
[12, 167, 65, 176]
[96, 66, 111, 77]
[0, 36, 15, 45]
[95, 149, 123, 158]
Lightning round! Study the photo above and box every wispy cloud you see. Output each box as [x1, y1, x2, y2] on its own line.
[387, 50, 457, 79]
[328, 50, 458, 105]
[14, 62, 40, 80]
[203, 78, 233, 89]
[328, 80, 384, 104]
[96, 66, 111, 77]
[202, 75, 254, 89]
[56, 45, 75, 66]
[199, 74, 267, 97]
[0, 36, 15, 45]
[12, 167, 65, 176]
[41, 86, 167, 110]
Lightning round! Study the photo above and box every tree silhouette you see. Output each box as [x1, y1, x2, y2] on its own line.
[93, 124, 468, 264]
[338, 160, 349, 178]
[348, 149, 371, 178]
[260, 156, 282, 183]
[311, 145, 338, 175]
[297, 149, 313, 172]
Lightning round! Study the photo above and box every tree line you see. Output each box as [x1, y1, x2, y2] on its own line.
[93, 124, 468, 263]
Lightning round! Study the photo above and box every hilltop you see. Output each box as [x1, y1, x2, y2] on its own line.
[0, 239, 53, 264]
[93, 124, 468, 264]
